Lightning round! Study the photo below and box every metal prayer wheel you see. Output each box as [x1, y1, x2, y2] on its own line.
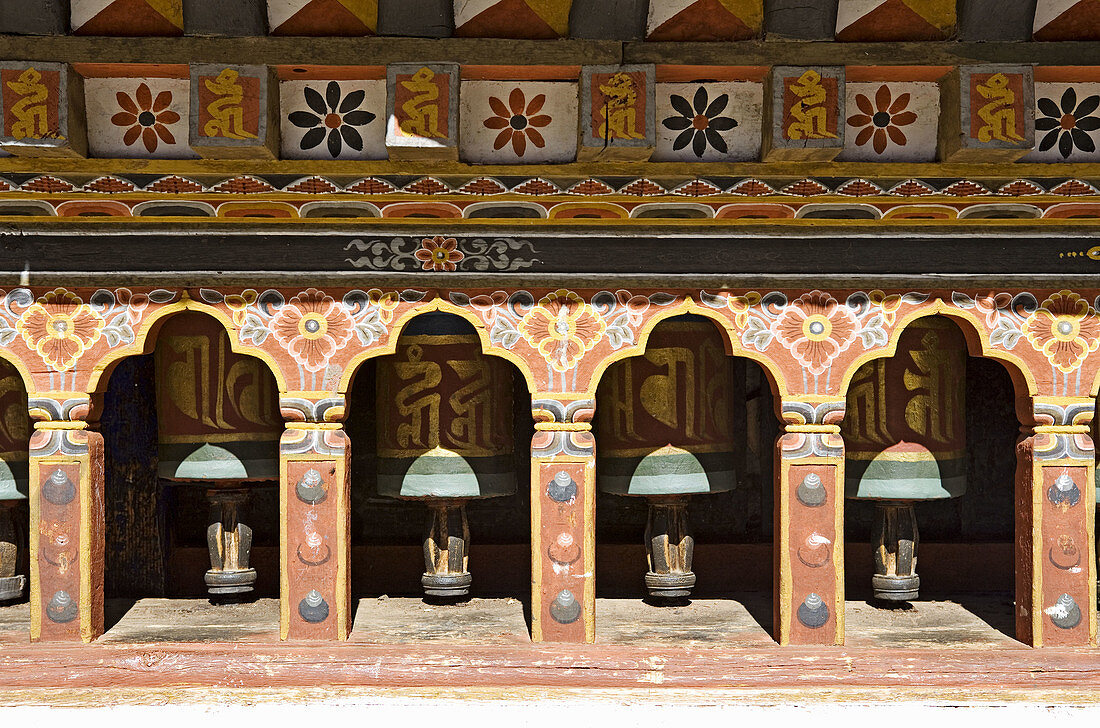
[596, 316, 735, 599]
[0, 359, 29, 601]
[155, 313, 280, 597]
[843, 317, 967, 602]
[375, 313, 516, 598]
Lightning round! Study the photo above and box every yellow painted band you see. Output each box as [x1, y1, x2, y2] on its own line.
[534, 422, 591, 432]
[285, 423, 344, 430]
[1037, 425, 1091, 434]
[35, 422, 87, 430]
[785, 424, 840, 434]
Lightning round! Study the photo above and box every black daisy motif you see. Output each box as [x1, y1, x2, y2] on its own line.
[1037, 87, 1100, 159]
[661, 87, 738, 158]
[288, 81, 376, 158]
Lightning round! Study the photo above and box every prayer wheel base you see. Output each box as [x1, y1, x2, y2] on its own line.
[644, 497, 697, 600]
[0, 574, 24, 601]
[871, 501, 920, 602]
[645, 571, 696, 599]
[205, 568, 257, 596]
[422, 572, 473, 598]
[421, 499, 472, 598]
[872, 574, 920, 602]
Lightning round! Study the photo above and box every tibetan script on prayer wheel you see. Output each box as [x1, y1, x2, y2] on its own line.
[376, 314, 515, 500]
[155, 312, 280, 482]
[844, 317, 967, 501]
[597, 316, 735, 497]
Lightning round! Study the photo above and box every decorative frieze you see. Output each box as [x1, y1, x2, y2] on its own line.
[453, 0, 571, 38]
[280, 76, 386, 160]
[765, 66, 844, 161]
[0, 62, 86, 158]
[385, 63, 459, 161]
[578, 65, 655, 161]
[940, 65, 1035, 162]
[645, 0, 762, 41]
[70, 0, 183, 35]
[189, 64, 277, 159]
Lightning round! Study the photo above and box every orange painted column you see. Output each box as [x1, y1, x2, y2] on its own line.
[531, 396, 595, 643]
[775, 399, 846, 646]
[279, 396, 350, 641]
[27, 395, 104, 643]
[1016, 397, 1096, 647]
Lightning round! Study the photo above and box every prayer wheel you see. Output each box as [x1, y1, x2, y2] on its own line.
[0, 359, 29, 601]
[376, 313, 516, 598]
[596, 316, 735, 599]
[155, 313, 280, 597]
[843, 317, 967, 601]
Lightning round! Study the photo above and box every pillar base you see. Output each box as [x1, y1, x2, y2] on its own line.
[422, 572, 472, 598]
[0, 574, 25, 601]
[645, 570, 695, 599]
[205, 568, 257, 595]
[872, 573, 919, 602]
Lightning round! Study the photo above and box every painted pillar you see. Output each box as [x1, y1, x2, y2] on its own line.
[27, 395, 103, 643]
[1016, 397, 1096, 647]
[775, 399, 846, 646]
[531, 396, 595, 643]
[279, 396, 350, 641]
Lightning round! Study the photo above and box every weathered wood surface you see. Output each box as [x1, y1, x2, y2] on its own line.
[3, 36, 1100, 68]
[1, 639, 1100, 692]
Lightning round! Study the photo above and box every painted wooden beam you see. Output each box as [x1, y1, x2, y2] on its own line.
[0, 62, 86, 158]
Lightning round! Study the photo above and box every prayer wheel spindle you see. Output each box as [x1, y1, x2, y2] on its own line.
[376, 314, 516, 598]
[597, 316, 736, 600]
[843, 317, 967, 602]
[155, 313, 280, 598]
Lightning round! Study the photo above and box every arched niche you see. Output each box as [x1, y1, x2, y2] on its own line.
[839, 314, 1023, 646]
[96, 310, 282, 641]
[0, 355, 31, 638]
[343, 311, 534, 643]
[591, 313, 778, 645]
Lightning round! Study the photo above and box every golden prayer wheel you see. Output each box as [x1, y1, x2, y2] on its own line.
[155, 313, 280, 597]
[596, 316, 735, 599]
[376, 313, 516, 597]
[0, 359, 29, 601]
[843, 317, 967, 601]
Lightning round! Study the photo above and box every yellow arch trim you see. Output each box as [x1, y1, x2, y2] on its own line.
[337, 298, 537, 397]
[85, 298, 289, 395]
[582, 297, 790, 400]
[835, 300, 1038, 400]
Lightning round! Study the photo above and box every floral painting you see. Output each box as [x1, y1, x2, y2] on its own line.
[84, 77, 195, 159]
[280, 79, 386, 160]
[459, 81, 577, 164]
[652, 82, 762, 162]
[838, 81, 938, 162]
[1026, 83, 1100, 162]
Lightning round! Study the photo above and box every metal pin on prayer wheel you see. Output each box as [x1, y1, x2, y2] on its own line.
[596, 316, 736, 600]
[376, 313, 516, 598]
[843, 318, 967, 602]
[0, 360, 29, 602]
[155, 313, 280, 598]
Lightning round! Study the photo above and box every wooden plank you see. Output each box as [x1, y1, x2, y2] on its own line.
[0, 36, 623, 67]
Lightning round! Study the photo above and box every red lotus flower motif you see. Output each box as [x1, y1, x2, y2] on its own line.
[415, 236, 464, 272]
[111, 83, 180, 154]
[520, 290, 606, 372]
[483, 89, 552, 157]
[270, 288, 354, 373]
[16, 289, 105, 371]
[847, 84, 918, 155]
[774, 291, 859, 376]
[1024, 291, 1100, 373]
